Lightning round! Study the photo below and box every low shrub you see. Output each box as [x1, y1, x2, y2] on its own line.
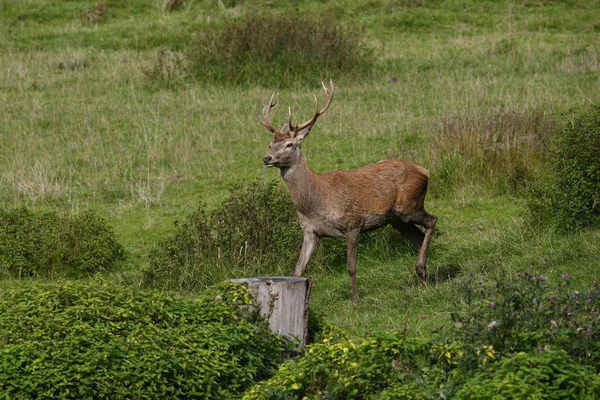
[527, 104, 600, 232]
[187, 11, 373, 87]
[429, 108, 558, 196]
[144, 181, 303, 291]
[455, 349, 600, 399]
[0, 280, 284, 399]
[0, 208, 125, 279]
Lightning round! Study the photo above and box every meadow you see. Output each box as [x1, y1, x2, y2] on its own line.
[1, 0, 599, 340]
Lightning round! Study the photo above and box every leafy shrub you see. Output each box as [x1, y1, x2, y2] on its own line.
[145, 180, 407, 292]
[145, 181, 303, 291]
[0, 208, 125, 279]
[448, 271, 600, 373]
[454, 349, 600, 399]
[429, 108, 559, 195]
[527, 104, 600, 232]
[0, 280, 284, 399]
[244, 331, 462, 400]
[187, 11, 373, 87]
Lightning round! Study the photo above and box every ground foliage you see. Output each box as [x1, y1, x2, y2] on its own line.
[0, 280, 284, 399]
[0, 208, 125, 279]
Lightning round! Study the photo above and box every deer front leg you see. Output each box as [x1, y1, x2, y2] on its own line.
[294, 231, 319, 277]
[345, 229, 360, 302]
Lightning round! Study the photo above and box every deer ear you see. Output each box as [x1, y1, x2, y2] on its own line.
[294, 123, 314, 141]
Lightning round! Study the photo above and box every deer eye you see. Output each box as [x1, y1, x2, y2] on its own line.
[286, 143, 293, 148]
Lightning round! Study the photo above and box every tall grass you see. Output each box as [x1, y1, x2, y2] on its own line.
[428, 108, 559, 196]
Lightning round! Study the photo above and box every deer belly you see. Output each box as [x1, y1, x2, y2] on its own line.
[360, 213, 391, 232]
[299, 214, 346, 240]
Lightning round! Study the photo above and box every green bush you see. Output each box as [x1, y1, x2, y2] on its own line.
[145, 181, 304, 291]
[455, 349, 600, 400]
[527, 105, 600, 232]
[187, 11, 373, 87]
[0, 280, 284, 399]
[0, 208, 125, 279]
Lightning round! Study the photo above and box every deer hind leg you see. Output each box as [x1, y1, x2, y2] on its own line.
[411, 211, 437, 286]
[391, 220, 425, 250]
[294, 231, 319, 277]
[345, 229, 360, 302]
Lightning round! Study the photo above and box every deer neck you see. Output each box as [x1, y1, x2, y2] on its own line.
[280, 154, 322, 213]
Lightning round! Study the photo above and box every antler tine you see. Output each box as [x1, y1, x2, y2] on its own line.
[256, 92, 278, 134]
[293, 80, 335, 133]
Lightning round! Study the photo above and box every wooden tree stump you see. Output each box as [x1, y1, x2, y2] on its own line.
[231, 277, 312, 346]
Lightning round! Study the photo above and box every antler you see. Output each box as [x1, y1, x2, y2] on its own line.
[255, 93, 278, 134]
[292, 80, 335, 133]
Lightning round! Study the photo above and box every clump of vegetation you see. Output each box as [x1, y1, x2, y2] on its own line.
[527, 104, 600, 232]
[187, 11, 373, 87]
[163, 0, 185, 12]
[0, 208, 125, 279]
[429, 108, 559, 195]
[455, 350, 600, 399]
[144, 181, 303, 291]
[0, 280, 284, 399]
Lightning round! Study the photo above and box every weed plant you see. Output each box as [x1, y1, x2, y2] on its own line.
[0, 208, 125, 279]
[188, 11, 373, 87]
[448, 271, 600, 372]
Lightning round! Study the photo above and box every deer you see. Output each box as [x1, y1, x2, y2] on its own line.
[257, 81, 437, 302]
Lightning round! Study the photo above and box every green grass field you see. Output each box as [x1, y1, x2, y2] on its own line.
[1, 0, 599, 337]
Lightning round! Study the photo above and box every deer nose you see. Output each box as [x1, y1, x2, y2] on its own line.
[263, 155, 272, 165]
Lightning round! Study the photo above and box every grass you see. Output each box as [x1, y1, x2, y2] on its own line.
[1, 0, 599, 337]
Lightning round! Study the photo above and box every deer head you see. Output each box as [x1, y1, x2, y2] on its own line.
[259, 80, 334, 169]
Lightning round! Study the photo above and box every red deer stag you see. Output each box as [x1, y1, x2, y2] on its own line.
[257, 81, 436, 301]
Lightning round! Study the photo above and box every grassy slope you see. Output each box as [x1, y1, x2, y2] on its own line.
[1, 0, 599, 336]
